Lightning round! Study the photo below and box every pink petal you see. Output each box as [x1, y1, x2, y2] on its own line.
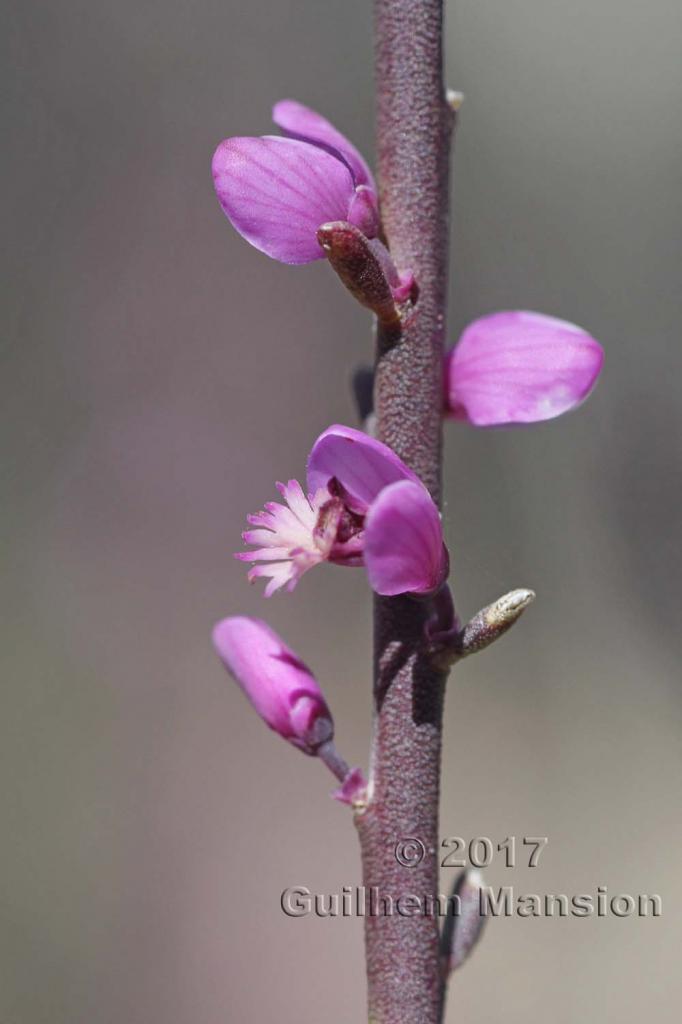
[445, 311, 604, 426]
[363, 480, 448, 597]
[272, 99, 376, 192]
[212, 617, 333, 753]
[212, 136, 355, 264]
[347, 185, 380, 239]
[307, 424, 420, 514]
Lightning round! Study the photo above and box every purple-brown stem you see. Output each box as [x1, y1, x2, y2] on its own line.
[354, 1, 455, 1021]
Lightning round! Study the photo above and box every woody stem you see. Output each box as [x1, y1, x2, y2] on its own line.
[354, 1, 455, 1022]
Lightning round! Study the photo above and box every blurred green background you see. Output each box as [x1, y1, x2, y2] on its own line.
[3, 0, 681, 1020]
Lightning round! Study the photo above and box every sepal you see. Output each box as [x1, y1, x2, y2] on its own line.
[317, 222, 400, 326]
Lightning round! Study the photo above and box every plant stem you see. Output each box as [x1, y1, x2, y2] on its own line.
[355, 2, 454, 1022]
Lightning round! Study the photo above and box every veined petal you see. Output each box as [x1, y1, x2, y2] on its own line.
[212, 136, 355, 264]
[347, 185, 380, 239]
[363, 480, 449, 597]
[445, 311, 604, 426]
[212, 617, 333, 754]
[307, 424, 420, 514]
[272, 99, 376, 192]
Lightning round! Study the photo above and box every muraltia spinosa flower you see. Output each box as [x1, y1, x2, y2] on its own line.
[444, 311, 604, 427]
[236, 425, 449, 599]
[212, 99, 413, 305]
[212, 99, 378, 263]
[212, 616, 333, 756]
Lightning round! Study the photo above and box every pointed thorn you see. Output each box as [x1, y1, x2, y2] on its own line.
[446, 89, 465, 111]
[440, 868, 487, 981]
[459, 588, 536, 656]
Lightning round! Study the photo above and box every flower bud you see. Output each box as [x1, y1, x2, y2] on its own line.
[212, 617, 333, 755]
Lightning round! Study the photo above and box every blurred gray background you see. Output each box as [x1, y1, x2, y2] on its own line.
[3, 0, 681, 1020]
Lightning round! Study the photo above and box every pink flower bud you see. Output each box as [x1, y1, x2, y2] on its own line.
[212, 617, 333, 755]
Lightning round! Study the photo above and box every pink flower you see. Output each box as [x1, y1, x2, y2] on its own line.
[212, 616, 334, 755]
[235, 425, 449, 598]
[444, 311, 604, 426]
[212, 100, 379, 265]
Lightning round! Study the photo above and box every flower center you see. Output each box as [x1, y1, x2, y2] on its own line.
[313, 481, 366, 564]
